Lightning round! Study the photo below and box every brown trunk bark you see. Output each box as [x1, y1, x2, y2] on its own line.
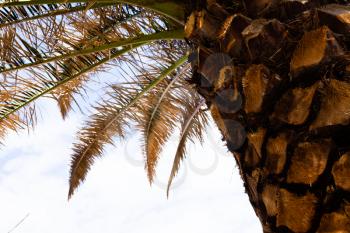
[185, 1, 350, 232]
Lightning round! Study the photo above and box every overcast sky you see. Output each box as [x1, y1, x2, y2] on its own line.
[0, 100, 261, 233]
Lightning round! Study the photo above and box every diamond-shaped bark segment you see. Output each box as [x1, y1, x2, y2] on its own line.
[278, 0, 310, 20]
[241, 19, 287, 62]
[221, 14, 251, 56]
[184, 10, 222, 41]
[287, 140, 332, 185]
[317, 4, 350, 35]
[265, 133, 289, 175]
[273, 83, 318, 125]
[224, 119, 247, 151]
[242, 64, 270, 114]
[185, 11, 197, 39]
[310, 80, 350, 130]
[317, 203, 350, 233]
[244, 128, 266, 168]
[245, 169, 261, 207]
[262, 184, 279, 217]
[199, 53, 232, 86]
[332, 152, 350, 192]
[290, 26, 343, 76]
[243, 0, 274, 17]
[277, 189, 318, 233]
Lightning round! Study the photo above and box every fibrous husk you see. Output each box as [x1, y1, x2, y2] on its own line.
[262, 184, 279, 216]
[310, 80, 350, 130]
[242, 64, 270, 114]
[243, 0, 274, 17]
[317, 4, 350, 35]
[244, 128, 266, 168]
[332, 152, 350, 192]
[265, 133, 289, 175]
[221, 14, 251, 56]
[273, 83, 318, 125]
[243, 64, 282, 114]
[317, 203, 350, 233]
[276, 189, 318, 232]
[241, 19, 287, 62]
[290, 26, 344, 76]
[287, 140, 332, 185]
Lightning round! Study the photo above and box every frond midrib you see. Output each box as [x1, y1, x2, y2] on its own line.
[0, 29, 185, 74]
[0, 0, 185, 24]
[0, 45, 143, 121]
[0, 2, 115, 28]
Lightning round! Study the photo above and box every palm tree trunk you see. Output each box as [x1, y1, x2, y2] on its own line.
[185, 1, 350, 232]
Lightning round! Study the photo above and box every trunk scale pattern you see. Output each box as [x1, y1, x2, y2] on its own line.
[185, 0, 350, 232]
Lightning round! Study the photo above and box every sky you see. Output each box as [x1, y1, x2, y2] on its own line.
[0, 100, 262, 233]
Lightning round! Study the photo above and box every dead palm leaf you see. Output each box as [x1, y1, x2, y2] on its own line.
[0, 1, 210, 199]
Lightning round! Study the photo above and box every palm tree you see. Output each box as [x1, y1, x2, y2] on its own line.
[1, 0, 349, 232]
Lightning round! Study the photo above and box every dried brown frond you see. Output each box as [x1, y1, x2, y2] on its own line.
[68, 52, 190, 197]
[68, 85, 138, 198]
[0, 2, 181, 126]
[167, 95, 208, 197]
[0, 114, 22, 139]
[137, 64, 191, 183]
[0, 2, 211, 199]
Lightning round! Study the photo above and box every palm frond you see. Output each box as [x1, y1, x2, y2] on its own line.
[0, 0, 185, 24]
[0, 1, 211, 199]
[0, 113, 22, 139]
[0, 45, 143, 120]
[0, 2, 115, 28]
[0, 29, 184, 74]
[68, 54, 188, 198]
[140, 63, 191, 183]
[0, 1, 183, 140]
[52, 43, 146, 119]
[167, 98, 208, 197]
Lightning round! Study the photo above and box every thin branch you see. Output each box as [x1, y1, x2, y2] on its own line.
[7, 213, 30, 233]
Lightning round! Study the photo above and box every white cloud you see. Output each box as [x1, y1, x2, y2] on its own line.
[0, 102, 262, 233]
